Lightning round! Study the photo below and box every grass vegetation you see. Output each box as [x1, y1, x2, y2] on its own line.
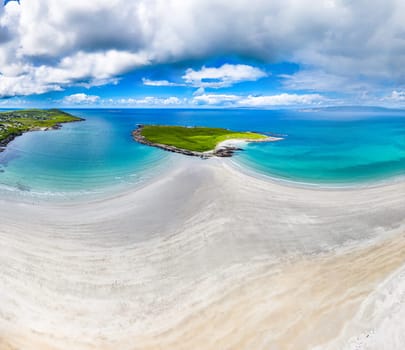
[0, 109, 82, 144]
[140, 125, 267, 152]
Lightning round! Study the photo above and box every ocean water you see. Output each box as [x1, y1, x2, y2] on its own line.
[0, 108, 404, 196]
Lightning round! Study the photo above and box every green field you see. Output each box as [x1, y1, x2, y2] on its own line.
[0, 109, 82, 144]
[140, 125, 267, 152]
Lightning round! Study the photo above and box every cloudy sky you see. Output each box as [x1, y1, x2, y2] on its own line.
[0, 0, 404, 108]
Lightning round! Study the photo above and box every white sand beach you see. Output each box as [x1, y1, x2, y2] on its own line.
[0, 158, 404, 350]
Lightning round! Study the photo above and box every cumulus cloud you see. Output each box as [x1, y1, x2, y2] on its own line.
[62, 92, 326, 107]
[387, 90, 405, 102]
[114, 96, 183, 106]
[142, 78, 183, 87]
[193, 94, 241, 105]
[182, 64, 267, 88]
[193, 93, 327, 107]
[381, 90, 405, 105]
[238, 93, 327, 106]
[0, 48, 148, 97]
[143, 64, 266, 89]
[63, 93, 100, 104]
[0, 0, 404, 98]
[60, 95, 184, 106]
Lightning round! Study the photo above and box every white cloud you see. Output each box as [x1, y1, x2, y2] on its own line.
[63, 93, 100, 104]
[142, 78, 182, 87]
[380, 90, 405, 106]
[143, 64, 266, 89]
[0, 50, 148, 97]
[193, 94, 241, 105]
[193, 93, 327, 107]
[0, 0, 404, 98]
[387, 90, 405, 102]
[114, 96, 183, 106]
[183, 64, 267, 88]
[60, 93, 326, 107]
[0, 73, 61, 97]
[238, 93, 327, 106]
[59, 95, 184, 107]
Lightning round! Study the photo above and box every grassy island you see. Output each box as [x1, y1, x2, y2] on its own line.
[0, 109, 83, 150]
[133, 125, 281, 157]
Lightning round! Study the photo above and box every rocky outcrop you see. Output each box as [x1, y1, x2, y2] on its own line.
[213, 146, 244, 157]
[0, 132, 22, 152]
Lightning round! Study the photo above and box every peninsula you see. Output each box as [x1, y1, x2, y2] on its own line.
[132, 125, 282, 157]
[0, 109, 83, 152]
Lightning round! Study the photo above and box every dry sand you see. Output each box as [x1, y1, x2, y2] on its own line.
[0, 158, 404, 349]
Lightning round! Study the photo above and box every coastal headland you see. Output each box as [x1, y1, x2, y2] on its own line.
[0, 109, 83, 152]
[0, 158, 404, 349]
[132, 124, 283, 157]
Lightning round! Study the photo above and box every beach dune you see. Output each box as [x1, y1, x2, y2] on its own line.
[0, 158, 404, 349]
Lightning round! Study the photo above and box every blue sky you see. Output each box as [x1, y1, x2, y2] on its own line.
[0, 0, 404, 108]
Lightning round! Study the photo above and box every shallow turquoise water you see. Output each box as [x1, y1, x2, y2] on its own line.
[0, 110, 168, 196]
[236, 109, 405, 184]
[0, 108, 404, 195]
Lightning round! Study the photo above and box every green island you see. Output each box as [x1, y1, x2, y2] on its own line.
[0, 109, 83, 151]
[133, 125, 282, 157]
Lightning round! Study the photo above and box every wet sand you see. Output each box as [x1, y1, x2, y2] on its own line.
[0, 158, 404, 349]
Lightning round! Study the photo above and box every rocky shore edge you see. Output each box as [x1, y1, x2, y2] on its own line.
[132, 125, 283, 158]
[0, 119, 84, 153]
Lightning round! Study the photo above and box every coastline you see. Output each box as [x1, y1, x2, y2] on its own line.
[0, 118, 84, 153]
[228, 156, 405, 190]
[0, 151, 175, 205]
[0, 158, 404, 349]
[132, 125, 282, 158]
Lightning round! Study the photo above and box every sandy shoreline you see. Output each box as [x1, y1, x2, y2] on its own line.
[0, 158, 404, 349]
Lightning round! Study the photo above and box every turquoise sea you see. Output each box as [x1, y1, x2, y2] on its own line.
[0, 108, 404, 196]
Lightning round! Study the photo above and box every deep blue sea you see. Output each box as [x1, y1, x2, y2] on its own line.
[0, 108, 404, 196]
